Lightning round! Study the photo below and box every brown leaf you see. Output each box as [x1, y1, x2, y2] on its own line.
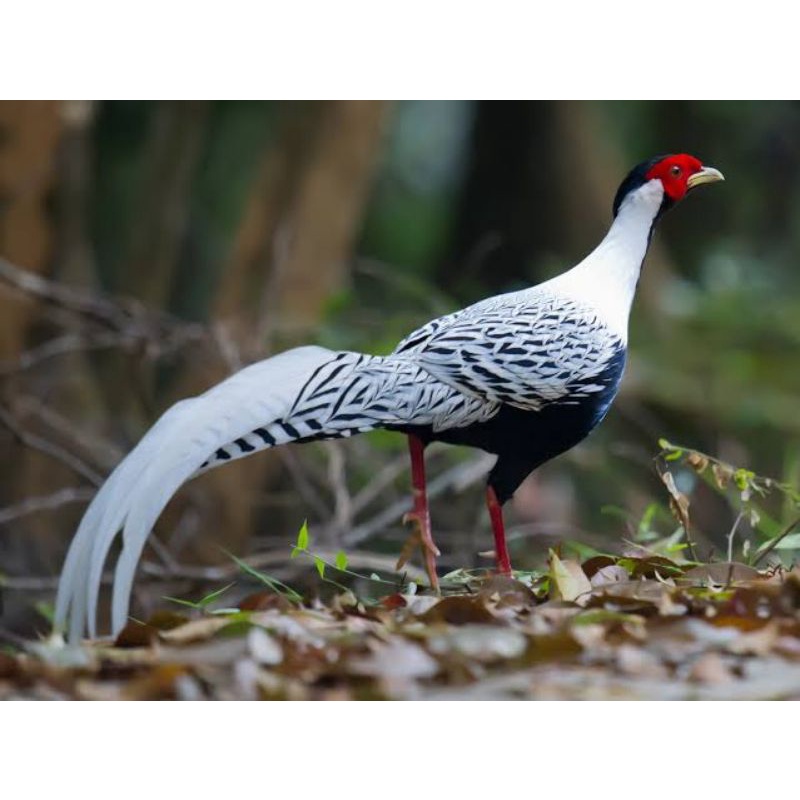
[686, 451, 709, 473]
[114, 621, 159, 649]
[145, 610, 191, 630]
[478, 575, 537, 608]
[122, 664, 190, 700]
[621, 554, 684, 579]
[590, 565, 629, 587]
[114, 613, 189, 649]
[587, 579, 673, 610]
[661, 470, 690, 532]
[0, 652, 22, 681]
[549, 551, 591, 604]
[581, 555, 617, 578]
[238, 591, 292, 612]
[378, 593, 408, 610]
[725, 622, 780, 656]
[159, 617, 232, 644]
[712, 462, 734, 490]
[780, 567, 800, 610]
[679, 562, 762, 586]
[688, 652, 734, 684]
[417, 595, 497, 625]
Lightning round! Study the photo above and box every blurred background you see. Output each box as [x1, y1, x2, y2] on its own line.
[2, 100, 800, 635]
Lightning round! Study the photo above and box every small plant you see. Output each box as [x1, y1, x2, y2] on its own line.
[164, 583, 237, 613]
[657, 439, 800, 566]
[288, 520, 412, 598]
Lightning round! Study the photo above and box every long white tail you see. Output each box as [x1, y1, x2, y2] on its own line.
[55, 345, 389, 641]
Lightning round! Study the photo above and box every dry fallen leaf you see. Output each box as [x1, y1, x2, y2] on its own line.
[9, 555, 800, 700]
[549, 551, 592, 604]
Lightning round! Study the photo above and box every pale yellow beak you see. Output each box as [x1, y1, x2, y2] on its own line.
[687, 165, 725, 189]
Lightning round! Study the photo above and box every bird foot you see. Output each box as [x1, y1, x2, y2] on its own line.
[397, 510, 440, 592]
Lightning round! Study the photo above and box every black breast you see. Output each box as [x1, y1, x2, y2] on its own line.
[394, 342, 627, 502]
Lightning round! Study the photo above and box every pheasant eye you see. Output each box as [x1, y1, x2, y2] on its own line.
[670, 165, 682, 177]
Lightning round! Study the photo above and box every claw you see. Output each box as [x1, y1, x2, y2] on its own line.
[398, 510, 440, 592]
[402, 511, 440, 557]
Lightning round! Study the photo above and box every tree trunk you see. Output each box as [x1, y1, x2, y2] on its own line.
[181, 101, 389, 562]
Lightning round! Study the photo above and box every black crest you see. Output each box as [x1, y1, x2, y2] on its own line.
[612, 154, 671, 218]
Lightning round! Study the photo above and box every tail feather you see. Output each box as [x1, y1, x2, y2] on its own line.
[55, 345, 380, 641]
[55, 340, 486, 641]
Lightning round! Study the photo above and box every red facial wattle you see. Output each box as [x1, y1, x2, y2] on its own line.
[645, 154, 704, 201]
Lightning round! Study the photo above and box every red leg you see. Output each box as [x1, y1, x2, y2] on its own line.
[486, 485, 512, 575]
[402, 435, 440, 591]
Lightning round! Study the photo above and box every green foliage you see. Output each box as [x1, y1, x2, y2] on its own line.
[165, 583, 236, 612]
[287, 521, 408, 596]
[228, 553, 304, 604]
[34, 601, 55, 625]
[656, 439, 800, 565]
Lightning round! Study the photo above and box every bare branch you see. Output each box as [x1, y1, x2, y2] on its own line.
[0, 330, 126, 376]
[349, 448, 436, 517]
[276, 448, 331, 521]
[0, 256, 208, 359]
[0, 487, 95, 526]
[14, 395, 123, 468]
[325, 441, 353, 536]
[1, 548, 427, 591]
[0, 405, 104, 486]
[344, 452, 496, 546]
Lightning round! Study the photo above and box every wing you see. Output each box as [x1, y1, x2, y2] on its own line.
[393, 307, 467, 355]
[397, 291, 624, 412]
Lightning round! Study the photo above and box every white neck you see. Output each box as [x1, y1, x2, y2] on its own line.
[543, 179, 665, 342]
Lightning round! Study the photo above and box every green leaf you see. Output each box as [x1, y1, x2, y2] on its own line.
[164, 595, 203, 609]
[335, 550, 348, 571]
[164, 582, 235, 611]
[756, 531, 800, 553]
[34, 601, 55, 624]
[296, 520, 309, 551]
[774, 533, 800, 549]
[228, 552, 303, 603]
[637, 503, 660, 540]
[314, 556, 326, 579]
[196, 582, 236, 608]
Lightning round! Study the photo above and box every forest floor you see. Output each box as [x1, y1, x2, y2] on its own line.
[4, 548, 800, 700]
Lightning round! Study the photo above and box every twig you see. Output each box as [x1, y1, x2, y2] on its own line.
[0, 405, 104, 486]
[344, 451, 496, 546]
[0, 487, 95, 526]
[1, 548, 428, 591]
[349, 451, 408, 515]
[0, 330, 129, 376]
[14, 395, 123, 468]
[325, 441, 353, 536]
[727, 510, 745, 563]
[0, 256, 207, 358]
[752, 514, 800, 567]
[210, 321, 244, 373]
[277, 448, 331, 521]
[0, 255, 131, 329]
